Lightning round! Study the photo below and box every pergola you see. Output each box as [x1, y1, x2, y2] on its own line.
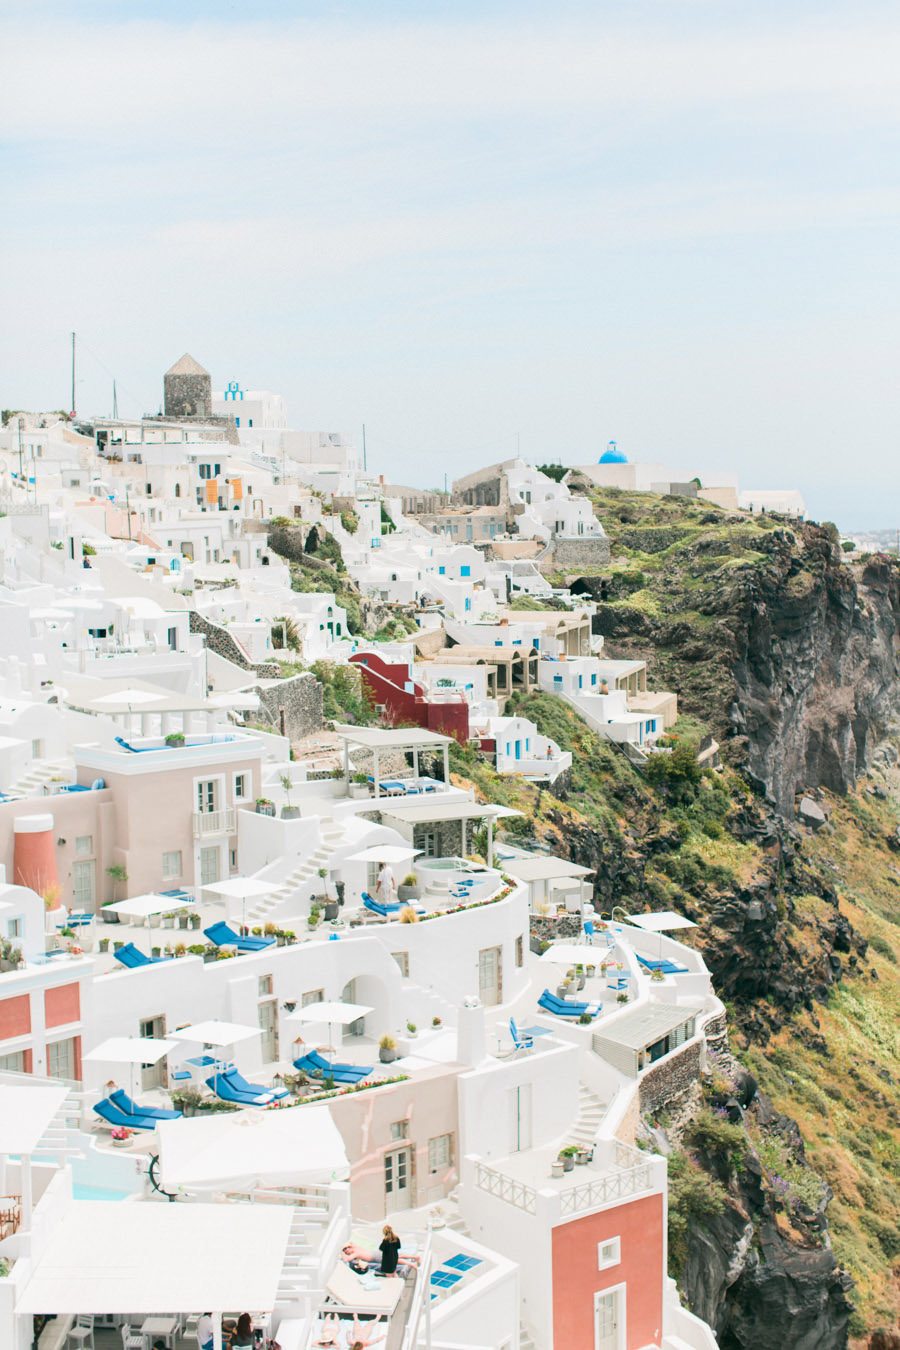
[334, 724, 452, 797]
[380, 799, 521, 868]
[15, 1201, 293, 1349]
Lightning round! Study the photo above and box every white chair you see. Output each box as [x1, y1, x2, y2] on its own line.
[119, 1324, 142, 1350]
[67, 1316, 95, 1350]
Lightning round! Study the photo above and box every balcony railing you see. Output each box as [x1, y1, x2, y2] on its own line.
[473, 1141, 654, 1219]
[558, 1154, 654, 1215]
[474, 1161, 537, 1214]
[192, 807, 236, 838]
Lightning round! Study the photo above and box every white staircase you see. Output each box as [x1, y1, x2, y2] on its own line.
[519, 1322, 539, 1350]
[275, 1208, 314, 1304]
[9, 757, 72, 797]
[246, 824, 345, 923]
[569, 1083, 609, 1149]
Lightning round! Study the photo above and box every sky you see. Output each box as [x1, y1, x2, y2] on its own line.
[2, 0, 899, 528]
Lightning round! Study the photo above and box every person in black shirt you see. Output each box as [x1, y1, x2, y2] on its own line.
[378, 1225, 402, 1276]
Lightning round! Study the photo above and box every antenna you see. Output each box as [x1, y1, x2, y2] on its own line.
[112, 379, 118, 420]
[70, 331, 76, 418]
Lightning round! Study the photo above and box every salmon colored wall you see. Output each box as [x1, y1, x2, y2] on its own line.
[0, 994, 31, 1041]
[44, 983, 81, 1029]
[13, 829, 58, 894]
[551, 1192, 664, 1350]
[23, 1048, 33, 1073]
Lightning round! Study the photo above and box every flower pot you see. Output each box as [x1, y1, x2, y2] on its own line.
[397, 885, 419, 902]
[551, 1161, 565, 1179]
[323, 901, 339, 922]
[562, 1156, 575, 1172]
[111, 1136, 132, 1148]
[379, 1048, 398, 1064]
[556, 984, 570, 999]
[576, 975, 586, 991]
[281, 807, 301, 820]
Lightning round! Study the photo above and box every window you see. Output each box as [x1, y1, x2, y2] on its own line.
[47, 1037, 77, 1081]
[258, 975, 273, 997]
[196, 779, 218, 813]
[421, 831, 438, 858]
[392, 951, 410, 977]
[0, 1051, 26, 1073]
[75, 835, 93, 856]
[233, 772, 249, 802]
[515, 935, 524, 968]
[597, 1238, 621, 1270]
[7, 918, 21, 939]
[301, 989, 324, 1007]
[162, 850, 182, 879]
[31, 739, 43, 759]
[390, 1121, 409, 1141]
[428, 1133, 453, 1172]
[460, 564, 471, 577]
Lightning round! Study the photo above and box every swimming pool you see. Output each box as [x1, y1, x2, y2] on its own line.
[73, 1182, 132, 1201]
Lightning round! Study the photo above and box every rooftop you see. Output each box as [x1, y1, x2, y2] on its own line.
[593, 1000, 705, 1050]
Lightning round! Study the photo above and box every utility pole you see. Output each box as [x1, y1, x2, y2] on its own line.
[362, 423, 367, 472]
[112, 379, 118, 420]
[70, 331, 76, 418]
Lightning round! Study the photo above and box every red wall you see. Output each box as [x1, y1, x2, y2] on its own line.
[551, 1192, 664, 1350]
[45, 983, 81, 1029]
[13, 827, 58, 894]
[350, 653, 470, 743]
[0, 994, 31, 1041]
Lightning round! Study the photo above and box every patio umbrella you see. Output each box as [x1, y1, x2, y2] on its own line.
[156, 1104, 349, 1191]
[168, 1020, 262, 1049]
[345, 845, 422, 864]
[286, 1001, 373, 1055]
[626, 909, 697, 959]
[83, 1036, 179, 1099]
[538, 943, 599, 967]
[203, 877, 273, 930]
[92, 688, 167, 706]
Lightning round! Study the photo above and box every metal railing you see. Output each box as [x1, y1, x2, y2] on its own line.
[473, 1161, 537, 1214]
[192, 807, 236, 838]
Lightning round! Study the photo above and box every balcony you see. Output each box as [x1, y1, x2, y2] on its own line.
[471, 1140, 657, 1219]
[192, 807, 236, 838]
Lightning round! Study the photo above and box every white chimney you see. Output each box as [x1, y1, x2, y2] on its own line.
[457, 996, 487, 1067]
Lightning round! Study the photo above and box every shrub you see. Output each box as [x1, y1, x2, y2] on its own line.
[667, 1150, 728, 1281]
[687, 1109, 748, 1173]
[399, 907, 419, 923]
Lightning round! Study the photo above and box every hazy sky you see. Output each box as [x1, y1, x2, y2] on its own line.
[2, 0, 900, 528]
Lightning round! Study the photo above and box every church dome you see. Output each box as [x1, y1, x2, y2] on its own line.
[599, 443, 627, 464]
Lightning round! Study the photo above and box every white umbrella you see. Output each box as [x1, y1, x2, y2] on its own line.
[626, 909, 697, 958]
[287, 1001, 373, 1055]
[83, 1036, 179, 1099]
[156, 1104, 349, 1191]
[538, 943, 598, 967]
[345, 845, 422, 864]
[105, 894, 193, 931]
[92, 688, 167, 706]
[168, 1020, 262, 1048]
[203, 877, 273, 929]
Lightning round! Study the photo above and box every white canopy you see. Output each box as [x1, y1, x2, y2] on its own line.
[16, 1201, 292, 1314]
[83, 1037, 178, 1066]
[92, 687, 167, 706]
[157, 1104, 348, 1191]
[345, 845, 421, 864]
[0, 1084, 69, 1155]
[168, 1020, 261, 1048]
[287, 1002, 373, 1027]
[538, 944, 601, 966]
[202, 878, 273, 900]
[105, 894, 193, 920]
[627, 911, 697, 932]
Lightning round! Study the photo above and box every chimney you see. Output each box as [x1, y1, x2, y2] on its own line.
[457, 996, 487, 1067]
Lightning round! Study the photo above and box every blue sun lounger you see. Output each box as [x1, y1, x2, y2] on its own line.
[94, 1098, 159, 1131]
[293, 1049, 372, 1084]
[109, 1089, 182, 1121]
[538, 989, 601, 1019]
[205, 1073, 274, 1106]
[113, 942, 170, 969]
[636, 954, 689, 975]
[204, 922, 276, 953]
[222, 1068, 289, 1101]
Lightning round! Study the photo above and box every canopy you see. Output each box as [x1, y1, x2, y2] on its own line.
[287, 1002, 373, 1027]
[0, 1084, 69, 1155]
[157, 1104, 348, 1190]
[83, 1037, 178, 1066]
[627, 911, 697, 932]
[105, 894, 193, 920]
[16, 1201, 292, 1314]
[202, 878, 273, 900]
[506, 857, 595, 882]
[168, 1020, 261, 1048]
[345, 845, 421, 864]
[538, 944, 599, 966]
[92, 687, 167, 706]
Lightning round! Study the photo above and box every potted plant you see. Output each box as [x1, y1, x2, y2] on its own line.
[110, 1126, 132, 1148]
[188, 943, 206, 957]
[399, 907, 419, 924]
[398, 872, 420, 902]
[307, 903, 322, 930]
[283, 930, 296, 944]
[578, 1012, 594, 1025]
[251, 926, 262, 936]
[165, 731, 185, 748]
[349, 772, 370, 800]
[379, 1034, 398, 1064]
[151, 946, 162, 958]
[616, 992, 629, 1005]
[558, 1145, 578, 1173]
[256, 797, 276, 817]
[189, 912, 202, 930]
[174, 942, 186, 958]
[280, 774, 300, 820]
[432, 1015, 442, 1028]
[406, 1021, 417, 1038]
[98, 937, 110, 953]
[650, 967, 666, 983]
[574, 964, 586, 991]
[318, 868, 339, 921]
[586, 963, 596, 978]
[263, 922, 278, 937]
[576, 1145, 592, 1165]
[106, 863, 129, 909]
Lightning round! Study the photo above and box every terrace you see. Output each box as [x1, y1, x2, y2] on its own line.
[465, 1136, 662, 1221]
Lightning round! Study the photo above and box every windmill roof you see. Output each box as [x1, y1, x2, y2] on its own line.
[166, 353, 209, 377]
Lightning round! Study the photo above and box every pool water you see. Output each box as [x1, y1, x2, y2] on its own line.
[73, 1182, 131, 1201]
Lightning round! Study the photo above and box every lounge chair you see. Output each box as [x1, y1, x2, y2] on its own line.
[205, 1073, 274, 1106]
[221, 1068, 289, 1101]
[362, 893, 425, 919]
[537, 989, 601, 1020]
[509, 1017, 534, 1051]
[113, 942, 170, 969]
[204, 921, 275, 953]
[636, 954, 689, 975]
[109, 1089, 182, 1121]
[293, 1050, 372, 1084]
[93, 1098, 159, 1132]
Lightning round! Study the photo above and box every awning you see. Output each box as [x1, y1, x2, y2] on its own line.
[505, 857, 595, 882]
[16, 1201, 292, 1314]
[157, 1104, 349, 1190]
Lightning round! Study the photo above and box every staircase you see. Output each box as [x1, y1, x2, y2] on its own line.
[519, 1322, 539, 1350]
[274, 1208, 314, 1304]
[9, 757, 72, 797]
[246, 823, 345, 923]
[569, 1083, 609, 1150]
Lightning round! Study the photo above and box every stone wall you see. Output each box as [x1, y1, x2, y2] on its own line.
[638, 1038, 703, 1114]
[544, 535, 611, 569]
[164, 370, 211, 419]
[188, 611, 279, 678]
[249, 673, 323, 742]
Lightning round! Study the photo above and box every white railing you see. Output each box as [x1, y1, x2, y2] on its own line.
[192, 807, 236, 837]
[558, 1156, 654, 1215]
[474, 1161, 537, 1214]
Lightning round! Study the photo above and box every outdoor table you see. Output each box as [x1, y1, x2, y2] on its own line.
[140, 1314, 177, 1348]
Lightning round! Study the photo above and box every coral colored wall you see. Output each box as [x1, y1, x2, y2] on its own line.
[13, 828, 58, 894]
[44, 983, 81, 1029]
[0, 994, 31, 1041]
[350, 653, 470, 743]
[551, 1192, 664, 1350]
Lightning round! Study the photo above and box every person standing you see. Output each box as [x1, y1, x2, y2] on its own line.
[376, 861, 396, 904]
[378, 1224, 402, 1276]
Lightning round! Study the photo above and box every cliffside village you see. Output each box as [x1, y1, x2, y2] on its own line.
[0, 356, 802, 1350]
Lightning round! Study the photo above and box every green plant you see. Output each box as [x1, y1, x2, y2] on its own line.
[164, 731, 185, 747]
[432, 1015, 442, 1027]
[188, 944, 206, 956]
[667, 1150, 727, 1281]
[616, 992, 629, 1004]
[406, 1021, 417, 1034]
[0, 1257, 9, 1277]
[399, 906, 419, 923]
[379, 1034, 397, 1051]
[558, 1145, 579, 1158]
[687, 1109, 748, 1173]
[578, 1012, 594, 1024]
[263, 922, 277, 936]
[106, 863, 128, 900]
[174, 942, 186, 957]
[402, 873, 418, 887]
